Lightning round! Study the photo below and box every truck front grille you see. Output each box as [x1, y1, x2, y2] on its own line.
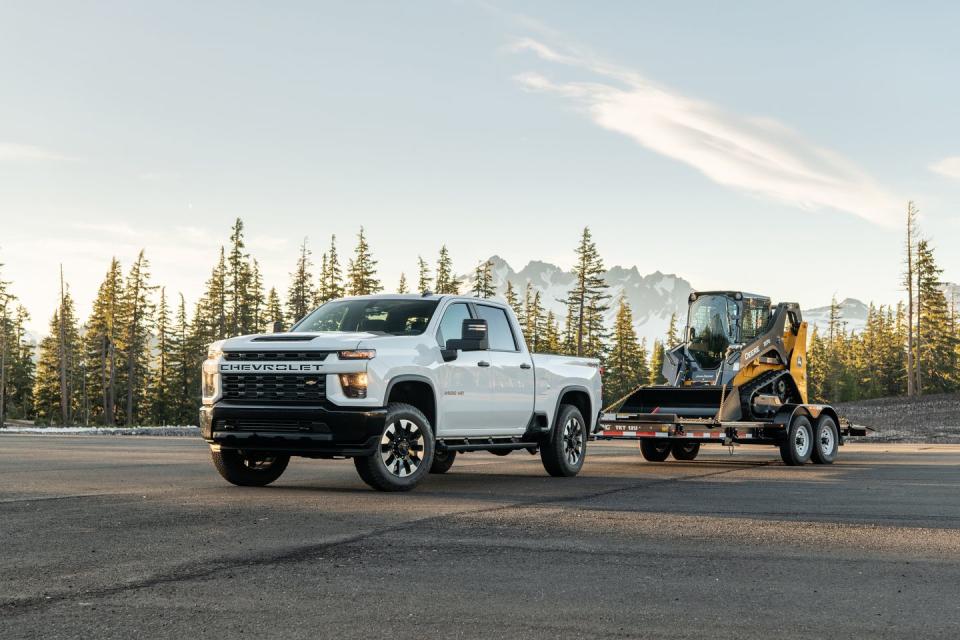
[221, 374, 327, 403]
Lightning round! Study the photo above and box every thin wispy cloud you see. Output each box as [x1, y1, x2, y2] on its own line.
[510, 37, 901, 227]
[0, 142, 74, 163]
[929, 156, 960, 180]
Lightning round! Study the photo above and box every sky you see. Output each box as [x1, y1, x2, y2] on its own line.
[1, 0, 958, 334]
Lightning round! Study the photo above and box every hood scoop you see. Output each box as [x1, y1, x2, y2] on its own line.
[251, 335, 316, 342]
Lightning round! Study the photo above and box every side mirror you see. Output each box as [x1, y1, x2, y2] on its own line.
[272, 320, 284, 333]
[442, 318, 489, 360]
[687, 326, 696, 341]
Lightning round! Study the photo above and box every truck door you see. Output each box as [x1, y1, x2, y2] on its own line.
[474, 303, 535, 434]
[434, 302, 493, 435]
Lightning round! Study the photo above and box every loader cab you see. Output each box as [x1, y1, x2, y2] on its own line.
[685, 292, 771, 369]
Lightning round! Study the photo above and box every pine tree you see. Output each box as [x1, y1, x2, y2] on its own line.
[434, 246, 460, 294]
[649, 339, 665, 384]
[397, 273, 409, 294]
[665, 312, 680, 348]
[915, 240, 955, 393]
[522, 284, 544, 352]
[287, 238, 315, 324]
[563, 228, 610, 358]
[33, 281, 82, 424]
[226, 218, 258, 336]
[0, 301, 34, 422]
[543, 310, 562, 354]
[167, 293, 196, 424]
[317, 235, 344, 303]
[347, 227, 381, 295]
[471, 260, 495, 298]
[148, 287, 176, 425]
[504, 281, 521, 317]
[83, 259, 123, 425]
[118, 250, 156, 426]
[416, 257, 431, 294]
[605, 297, 647, 406]
[904, 202, 919, 396]
[264, 287, 283, 331]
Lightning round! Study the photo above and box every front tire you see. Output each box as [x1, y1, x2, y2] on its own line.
[540, 404, 587, 477]
[640, 439, 671, 462]
[671, 442, 701, 461]
[211, 449, 289, 487]
[811, 416, 839, 464]
[354, 403, 434, 491]
[779, 415, 813, 466]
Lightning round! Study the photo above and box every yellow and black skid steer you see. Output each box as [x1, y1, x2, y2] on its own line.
[597, 291, 869, 465]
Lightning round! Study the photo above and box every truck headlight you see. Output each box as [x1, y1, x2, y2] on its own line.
[339, 372, 368, 399]
[207, 339, 226, 360]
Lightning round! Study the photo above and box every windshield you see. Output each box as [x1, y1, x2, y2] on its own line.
[293, 299, 438, 336]
[687, 294, 738, 369]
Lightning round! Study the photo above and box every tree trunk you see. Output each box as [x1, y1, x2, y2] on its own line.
[0, 300, 7, 428]
[905, 203, 916, 396]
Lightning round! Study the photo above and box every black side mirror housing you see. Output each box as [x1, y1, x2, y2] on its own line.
[272, 320, 284, 333]
[442, 318, 489, 361]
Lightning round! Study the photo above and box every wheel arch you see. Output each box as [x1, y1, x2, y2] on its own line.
[555, 386, 593, 431]
[385, 375, 437, 428]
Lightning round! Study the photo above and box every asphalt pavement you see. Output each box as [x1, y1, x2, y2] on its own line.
[2, 435, 959, 639]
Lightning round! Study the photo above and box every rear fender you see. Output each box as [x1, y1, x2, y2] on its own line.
[772, 404, 839, 436]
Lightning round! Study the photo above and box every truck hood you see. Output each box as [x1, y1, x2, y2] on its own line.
[220, 331, 387, 352]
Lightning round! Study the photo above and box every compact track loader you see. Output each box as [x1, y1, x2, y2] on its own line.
[597, 291, 868, 465]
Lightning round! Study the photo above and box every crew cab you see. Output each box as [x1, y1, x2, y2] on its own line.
[199, 294, 603, 491]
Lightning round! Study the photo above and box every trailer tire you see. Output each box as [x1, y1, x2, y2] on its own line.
[211, 449, 289, 487]
[671, 442, 701, 461]
[811, 416, 839, 465]
[779, 415, 813, 466]
[640, 439, 671, 462]
[353, 403, 434, 491]
[430, 449, 456, 474]
[540, 404, 587, 477]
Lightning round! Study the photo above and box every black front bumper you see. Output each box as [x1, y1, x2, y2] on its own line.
[199, 402, 386, 457]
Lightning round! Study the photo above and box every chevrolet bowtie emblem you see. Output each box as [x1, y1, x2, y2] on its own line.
[304, 379, 318, 386]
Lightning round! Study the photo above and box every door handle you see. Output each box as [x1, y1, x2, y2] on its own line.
[478, 361, 491, 367]
[520, 363, 532, 370]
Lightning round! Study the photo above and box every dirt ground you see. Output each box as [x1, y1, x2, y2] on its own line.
[836, 392, 960, 442]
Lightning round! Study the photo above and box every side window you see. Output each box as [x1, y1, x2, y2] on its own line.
[476, 305, 518, 351]
[437, 303, 471, 347]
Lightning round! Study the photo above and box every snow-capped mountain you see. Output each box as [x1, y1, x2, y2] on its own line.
[802, 298, 870, 336]
[473, 256, 694, 346]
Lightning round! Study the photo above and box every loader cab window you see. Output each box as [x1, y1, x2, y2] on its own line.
[740, 298, 772, 342]
[686, 294, 737, 369]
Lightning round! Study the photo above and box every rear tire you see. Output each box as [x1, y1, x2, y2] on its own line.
[640, 439, 671, 462]
[779, 415, 813, 466]
[430, 449, 456, 474]
[211, 449, 289, 487]
[540, 404, 587, 477]
[811, 416, 839, 464]
[671, 442, 701, 461]
[353, 403, 434, 491]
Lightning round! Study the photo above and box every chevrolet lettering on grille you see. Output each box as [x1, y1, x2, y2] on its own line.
[219, 362, 326, 373]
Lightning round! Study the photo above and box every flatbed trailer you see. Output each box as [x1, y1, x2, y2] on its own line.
[595, 403, 870, 465]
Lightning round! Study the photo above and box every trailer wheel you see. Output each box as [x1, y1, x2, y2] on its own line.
[811, 416, 839, 465]
[211, 449, 289, 487]
[540, 404, 587, 477]
[671, 442, 701, 461]
[779, 415, 813, 466]
[640, 439, 671, 462]
[430, 449, 456, 474]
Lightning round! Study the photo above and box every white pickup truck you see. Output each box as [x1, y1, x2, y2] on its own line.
[199, 294, 603, 491]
